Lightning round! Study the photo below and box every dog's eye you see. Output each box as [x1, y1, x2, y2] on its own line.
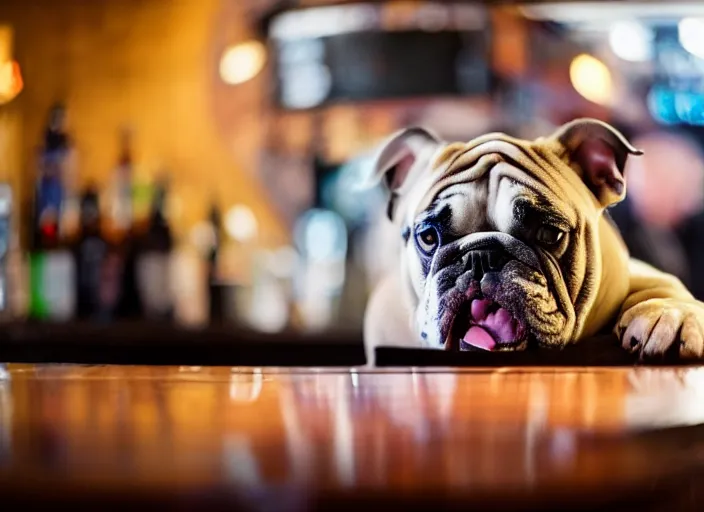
[536, 225, 565, 246]
[415, 226, 440, 255]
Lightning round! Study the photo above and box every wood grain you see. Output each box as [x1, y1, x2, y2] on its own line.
[1, 364, 704, 509]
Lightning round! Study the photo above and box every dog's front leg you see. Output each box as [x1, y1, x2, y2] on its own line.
[363, 272, 420, 366]
[616, 258, 704, 359]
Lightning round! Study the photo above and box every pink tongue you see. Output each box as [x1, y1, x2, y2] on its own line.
[485, 308, 518, 342]
[462, 326, 496, 351]
[471, 299, 493, 322]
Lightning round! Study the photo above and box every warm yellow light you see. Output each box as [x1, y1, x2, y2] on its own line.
[0, 60, 22, 104]
[569, 53, 613, 106]
[219, 40, 267, 86]
[224, 204, 258, 243]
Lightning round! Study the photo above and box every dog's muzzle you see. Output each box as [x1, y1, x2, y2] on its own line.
[434, 233, 540, 352]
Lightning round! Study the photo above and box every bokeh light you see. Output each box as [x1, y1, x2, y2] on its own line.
[224, 204, 258, 243]
[679, 18, 704, 60]
[608, 21, 653, 62]
[569, 53, 613, 106]
[219, 40, 267, 85]
[0, 60, 22, 104]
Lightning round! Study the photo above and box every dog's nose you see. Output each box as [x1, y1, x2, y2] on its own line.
[461, 249, 509, 281]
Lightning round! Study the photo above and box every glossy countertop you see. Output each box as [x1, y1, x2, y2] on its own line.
[1, 364, 704, 510]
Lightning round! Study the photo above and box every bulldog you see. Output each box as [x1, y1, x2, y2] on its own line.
[364, 119, 704, 365]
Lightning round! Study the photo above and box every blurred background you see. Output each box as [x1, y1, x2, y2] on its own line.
[1, 0, 704, 341]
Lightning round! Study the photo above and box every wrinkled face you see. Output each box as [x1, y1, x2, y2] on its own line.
[403, 160, 581, 351]
[370, 121, 641, 353]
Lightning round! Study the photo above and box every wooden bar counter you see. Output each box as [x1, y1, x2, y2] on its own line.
[1, 364, 704, 510]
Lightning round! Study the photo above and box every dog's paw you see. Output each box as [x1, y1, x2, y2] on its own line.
[616, 298, 704, 360]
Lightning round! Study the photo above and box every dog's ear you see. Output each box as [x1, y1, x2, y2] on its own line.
[365, 127, 442, 220]
[550, 118, 643, 208]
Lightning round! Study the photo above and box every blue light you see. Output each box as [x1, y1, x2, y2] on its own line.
[676, 91, 704, 126]
[647, 86, 680, 125]
[293, 209, 348, 263]
[646, 85, 704, 126]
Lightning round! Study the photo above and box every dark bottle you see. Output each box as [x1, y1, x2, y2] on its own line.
[135, 178, 174, 321]
[206, 201, 223, 324]
[107, 127, 139, 321]
[113, 224, 142, 321]
[74, 186, 115, 321]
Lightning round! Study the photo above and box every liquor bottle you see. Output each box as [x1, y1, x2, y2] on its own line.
[33, 104, 69, 250]
[107, 126, 134, 236]
[105, 126, 137, 321]
[0, 184, 30, 324]
[28, 104, 76, 322]
[206, 201, 223, 324]
[74, 186, 117, 321]
[0, 184, 12, 320]
[114, 221, 142, 321]
[135, 177, 174, 321]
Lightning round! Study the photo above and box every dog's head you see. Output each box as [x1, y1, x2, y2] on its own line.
[368, 119, 643, 351]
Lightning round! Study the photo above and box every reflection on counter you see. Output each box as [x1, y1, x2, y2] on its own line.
[3, 365, 704, 492]
[0, 371, 9, 467]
